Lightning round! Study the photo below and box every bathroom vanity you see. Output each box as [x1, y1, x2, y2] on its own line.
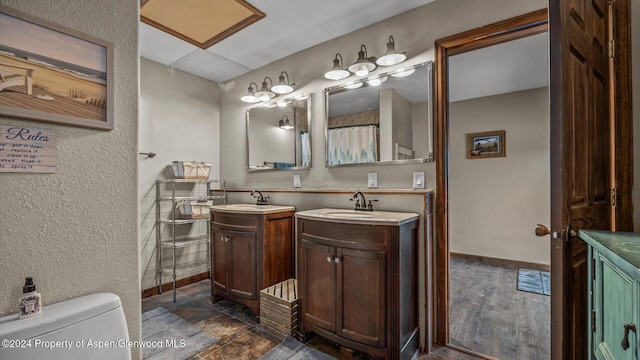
[295, 208, 420, 360]
[580, 230, 640, 360]
[210, 204, 295, 315]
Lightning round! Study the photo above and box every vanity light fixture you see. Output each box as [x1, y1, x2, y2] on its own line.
[277, 100, 288, 107]
[255, 77, 276, 101]
[324, 53, 350, 80]
[240, 82, 261, 103]
[376, 36, 406, 66]
[348, 45, 377, 77]
[278, 115, 294, 130]
[271, 71, 295, 94]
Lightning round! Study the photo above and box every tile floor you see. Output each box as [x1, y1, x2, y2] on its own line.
[142, 279, 480, 360]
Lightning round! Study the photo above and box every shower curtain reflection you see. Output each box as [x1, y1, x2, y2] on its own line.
[327, 125, 378, 165]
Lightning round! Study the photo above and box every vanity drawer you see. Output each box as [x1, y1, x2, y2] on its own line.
[211, 211, 257, 230]
[299, 219, 390, 247]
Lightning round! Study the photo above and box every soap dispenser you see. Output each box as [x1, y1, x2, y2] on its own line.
[18, 277, 41, 318]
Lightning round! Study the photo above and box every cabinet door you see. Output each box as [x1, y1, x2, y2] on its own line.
[337, 247, 387, 348]
[300, 239, 336, 332]
[211, 228, 229, 293]
[593, 251, 638, 360]
[228, 230, 257, 300]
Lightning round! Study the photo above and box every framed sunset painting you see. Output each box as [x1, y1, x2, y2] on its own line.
[0, 5, 113, 130]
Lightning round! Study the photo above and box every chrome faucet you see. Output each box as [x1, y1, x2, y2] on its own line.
[250, 190, 270, 205]
[351, 191, 376, 211]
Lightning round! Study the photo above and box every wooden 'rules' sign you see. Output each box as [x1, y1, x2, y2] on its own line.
[0, 125, 56, 173]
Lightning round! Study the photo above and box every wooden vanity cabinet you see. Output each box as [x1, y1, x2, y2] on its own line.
[297, 217, 420, 360]
[210, 209, 295, 315]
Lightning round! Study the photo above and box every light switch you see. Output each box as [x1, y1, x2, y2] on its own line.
[293, 173, 301, 188]
[368, 172, 378, 189]
[413, 171, 425, 189]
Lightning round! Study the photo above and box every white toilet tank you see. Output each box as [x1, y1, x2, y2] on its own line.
[0, 293, 131, 360]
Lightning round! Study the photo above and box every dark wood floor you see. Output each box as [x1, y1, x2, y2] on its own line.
[143, 280, 486, 360]
[143, 280, 371, 359]
[448, 257, 550, 359]
[143, 260, 546, 360]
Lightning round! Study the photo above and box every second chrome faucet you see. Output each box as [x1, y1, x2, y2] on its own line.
[250, 190, 270, 205]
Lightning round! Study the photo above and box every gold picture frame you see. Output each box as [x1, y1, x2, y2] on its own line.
[467, 130, 506, 159]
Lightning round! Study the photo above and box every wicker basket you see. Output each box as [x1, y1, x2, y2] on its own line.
[171, 161, 211, 180]
[177, 200, 213, 219]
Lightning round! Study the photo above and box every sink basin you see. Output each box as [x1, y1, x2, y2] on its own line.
[323, 211, 375, 218]
[295, 208, 419, 225]
[224, 204, 268, 210]
[211, 204, 295, 214]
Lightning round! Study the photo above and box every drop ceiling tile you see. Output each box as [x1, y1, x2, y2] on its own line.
[139, 22, 199, 65]
[140, 0, 264, 49]
[172, 50, 251, 82]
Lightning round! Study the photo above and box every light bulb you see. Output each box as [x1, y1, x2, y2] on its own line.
[355, 64, 369, 77]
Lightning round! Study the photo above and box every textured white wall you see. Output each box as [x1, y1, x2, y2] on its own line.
[139, 58, 221, 292]
[0, 0, 140, 357]
[449, 88, 550, 265]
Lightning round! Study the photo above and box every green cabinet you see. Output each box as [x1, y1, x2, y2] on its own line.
[582, 230, 640, 360]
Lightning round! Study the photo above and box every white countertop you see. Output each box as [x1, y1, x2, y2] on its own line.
[210, 204, 295, 215]
[295, 208, 419, 226]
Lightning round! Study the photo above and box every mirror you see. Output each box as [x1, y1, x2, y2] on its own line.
[325, 61, 433, 167]
[246, 94, 311, 172]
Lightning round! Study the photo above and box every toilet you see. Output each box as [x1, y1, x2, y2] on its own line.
[0, 293, 131, 360]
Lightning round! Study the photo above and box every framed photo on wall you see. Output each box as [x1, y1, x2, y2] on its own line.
[467, 130, 506, 159]
[0, 5, 114, 130]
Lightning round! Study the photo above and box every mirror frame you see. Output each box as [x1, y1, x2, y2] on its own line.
[324, 61, 433, 168]
[246, 93, 312, 173]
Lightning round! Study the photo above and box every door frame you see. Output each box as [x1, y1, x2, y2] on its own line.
[433, 2, 633, 358]
[434, 9, 549, 346]
[433, 7, 549, 353]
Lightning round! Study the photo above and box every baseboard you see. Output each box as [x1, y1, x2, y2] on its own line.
[141, 272, 209, 298]
[450, 252, 550, 271]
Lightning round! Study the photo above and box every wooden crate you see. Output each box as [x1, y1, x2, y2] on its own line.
[259, 278, 298, 337]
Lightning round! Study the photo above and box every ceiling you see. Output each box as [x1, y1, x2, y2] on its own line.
[449, 32, 549, 102]
[139, 0, 436, 83]
[139, 1, 549, 102]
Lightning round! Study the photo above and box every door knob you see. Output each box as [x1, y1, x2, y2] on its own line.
[535, 224, 551, 237]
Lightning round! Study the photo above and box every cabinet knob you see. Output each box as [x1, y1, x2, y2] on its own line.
[334, 257, 342, 264]
[326, 256, 334, 263]
[621, 323, 636, 350]
[221, 236, 230, 242]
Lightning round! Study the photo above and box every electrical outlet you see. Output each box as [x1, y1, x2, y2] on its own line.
[293, 173, 301, 188]
[413, 171, 425, 189]
[368, 172, 378, 189]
